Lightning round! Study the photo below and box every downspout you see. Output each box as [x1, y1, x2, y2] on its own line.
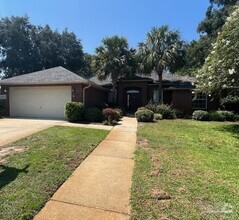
[83, 83, 91, 107]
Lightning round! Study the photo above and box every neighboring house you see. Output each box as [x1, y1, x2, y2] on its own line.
[0, 66, 216, 119]
[0, 67, 107, 119]
[90, 72, 213, 114]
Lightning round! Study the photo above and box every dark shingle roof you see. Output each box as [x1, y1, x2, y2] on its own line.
[0, 66, 88, 85]
[90, 71, 195, 87]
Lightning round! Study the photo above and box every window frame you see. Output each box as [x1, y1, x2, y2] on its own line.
[192, 92, 208, 110]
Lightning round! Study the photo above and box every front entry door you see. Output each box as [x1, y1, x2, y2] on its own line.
[126, 90, 142, 112]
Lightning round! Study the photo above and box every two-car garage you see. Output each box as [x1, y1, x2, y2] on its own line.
[9, 86, 72, 119]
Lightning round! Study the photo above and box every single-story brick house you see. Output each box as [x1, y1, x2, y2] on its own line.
[0, 67, 107, 118]
[0, 66, 215, 119]
[90, 72, 215, 114]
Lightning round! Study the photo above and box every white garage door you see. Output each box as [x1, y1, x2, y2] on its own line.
[9, 86, 72, 119]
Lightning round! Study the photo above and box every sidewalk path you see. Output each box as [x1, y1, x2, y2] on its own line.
[35, 117, 137, 220]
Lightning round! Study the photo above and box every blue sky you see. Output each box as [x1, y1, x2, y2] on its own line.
[0, 0, 210, 54]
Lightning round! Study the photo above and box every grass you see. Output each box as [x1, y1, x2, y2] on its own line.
[0, 126, 109, 220]
[131, 120, 239, 220]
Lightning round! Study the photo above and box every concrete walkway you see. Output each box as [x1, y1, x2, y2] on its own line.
[35, 117, 137, 220]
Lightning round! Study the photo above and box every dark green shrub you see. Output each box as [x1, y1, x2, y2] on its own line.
[154, 113, 162, 120]
[137, 107, 147, 111]
[192, 110, 209, 121]
[114, 108, 124, 118]
[155, 104, 176, 119]
[209, 111, 225, 121]
[84, 107, 102, 122]
[175, 109, 184, 118]
[135, 109, 154, 122]
[102, 108, 117, 124]
[65, 102, 84, 122]
[217, 110, 236, 122]
[145, 103, 157, 112]
[220, 91, 239, 113]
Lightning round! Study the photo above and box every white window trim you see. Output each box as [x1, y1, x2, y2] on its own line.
[192, 93, 208, 110]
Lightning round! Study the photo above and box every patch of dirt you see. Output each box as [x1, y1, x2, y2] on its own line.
[0, 145, 28, 164]
[177, 187, 187, 194]
[137, 138, 149, 149]
[151, 189, 171, 200]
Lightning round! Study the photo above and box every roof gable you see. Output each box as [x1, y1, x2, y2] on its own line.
[0, 66, 88, 85]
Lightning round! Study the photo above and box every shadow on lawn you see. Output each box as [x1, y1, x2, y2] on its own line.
[216, 124, 239, 140]
[0, 164, 29, 190]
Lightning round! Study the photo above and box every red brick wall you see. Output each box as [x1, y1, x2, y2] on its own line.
[72, 84, 83, 102]
[84, 86, 108, 107]
[118, 81, 148, 108]
[171, 90, 192, 114]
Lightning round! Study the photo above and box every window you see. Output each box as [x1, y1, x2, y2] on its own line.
[0, 94, 6, 100]
[108, 89, 117, 103]
[153, 89, 159, 103]
[192, 92, 207, 109]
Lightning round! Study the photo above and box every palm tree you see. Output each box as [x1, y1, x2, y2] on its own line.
[138, 26, 184, 102]
[92, 35, 135, 103]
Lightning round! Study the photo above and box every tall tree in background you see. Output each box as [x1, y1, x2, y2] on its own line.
[138, 26, 184, 102]
[0, 16, 90, 78]
[181, 0, 238, 76]
[92, 35, 136, 103]
[196, 5, 239, 96]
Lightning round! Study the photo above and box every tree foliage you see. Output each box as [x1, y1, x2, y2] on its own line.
[196, 5, 239, 95]
[137, 26, 184, 102]
[92, 35, 136, 102]
[0, 16, 90, 78]
[181, 0, 237, 75]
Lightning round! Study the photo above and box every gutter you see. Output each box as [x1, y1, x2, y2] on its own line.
[83, 83, 92, 107]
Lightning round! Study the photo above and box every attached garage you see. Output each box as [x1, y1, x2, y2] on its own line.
[9, 86, 72, 118]
[0, 67, 108, 119]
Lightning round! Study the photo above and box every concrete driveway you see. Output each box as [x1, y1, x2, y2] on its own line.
[0, 118, 64, 147]
[0, 118, 113, 147]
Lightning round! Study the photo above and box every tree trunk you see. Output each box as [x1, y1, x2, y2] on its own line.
[112, 80, 117, 104]
[158, 72, 163, 103]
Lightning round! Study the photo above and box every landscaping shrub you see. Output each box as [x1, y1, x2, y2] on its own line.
[175, 109, 184, 118]
[155, 104, 176, 119]
[137, 107, 147, 111]
[209, 111, 225, 121]
[102, 108, 117, 124]
[217, 110, 236, 122]
[114, 108, 124, 118]
[220, 91, 239, 113]
[84, 107, 102, 122]
[65, 102, 84, 122]
[154, 113, 162, 120]
[192, 110, 209, 121]
[145, 103, 157, 113]
[135, 109, 154, 122]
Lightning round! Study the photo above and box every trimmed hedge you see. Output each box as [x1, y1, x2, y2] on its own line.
[154, 113, 163, 120]
[135, 109, 154, 122]
[102, 108, 118, 123]
[217, 110, 236, 122]
[84, 107, 102, 122]
[192, 110, 209, 121]
[209, 111, 225, 121]
[65, 102, 84, 122]
[155, 104, 176, 119]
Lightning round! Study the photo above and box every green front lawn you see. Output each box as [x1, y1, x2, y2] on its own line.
[131, 120, 239, 220]
[0, 126, 109, 220]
